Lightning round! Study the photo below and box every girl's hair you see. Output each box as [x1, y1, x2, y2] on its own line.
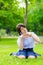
[16, 23, 26, 35]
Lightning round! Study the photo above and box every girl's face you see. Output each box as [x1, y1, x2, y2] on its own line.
[20, 27, 27, 34]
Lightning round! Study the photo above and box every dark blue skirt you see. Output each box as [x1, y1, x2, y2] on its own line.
[10, 48, 41, 58]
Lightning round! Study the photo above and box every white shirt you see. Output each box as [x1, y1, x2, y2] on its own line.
[17, 32, 38, 49]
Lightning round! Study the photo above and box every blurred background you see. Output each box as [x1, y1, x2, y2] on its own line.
[0, 0, 43, 40]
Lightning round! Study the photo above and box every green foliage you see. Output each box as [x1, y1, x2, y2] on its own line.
[26, 1, 43, 35]
[0, 29, 6, 36]
[0, 0, 43, 35]
[10, 31, 19, 36]
[0, 0, 23, 31]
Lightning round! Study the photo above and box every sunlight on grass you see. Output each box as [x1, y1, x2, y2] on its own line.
[0, 39, 43, 65]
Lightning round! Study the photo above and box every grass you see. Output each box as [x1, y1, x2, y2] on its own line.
[0, 38, 43, 65]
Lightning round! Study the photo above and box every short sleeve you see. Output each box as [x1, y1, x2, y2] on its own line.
[31, 32, 38, 37]
[31, 32, 39, 42]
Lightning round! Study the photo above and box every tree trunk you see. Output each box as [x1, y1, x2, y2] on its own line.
[24, 0, 28, 26]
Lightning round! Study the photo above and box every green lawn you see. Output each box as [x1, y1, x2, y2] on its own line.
[0, 38, 43, 65]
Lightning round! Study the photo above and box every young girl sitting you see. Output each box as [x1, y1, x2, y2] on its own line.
[10, 23, 41, 59]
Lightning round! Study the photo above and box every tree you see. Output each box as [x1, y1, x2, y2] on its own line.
[24, 0, 28, 26]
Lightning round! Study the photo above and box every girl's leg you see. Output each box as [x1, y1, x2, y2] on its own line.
[17, 55, 25, 58]
[28, 55, 35, 58]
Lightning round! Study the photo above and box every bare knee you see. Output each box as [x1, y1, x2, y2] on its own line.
[17, 55, 25, 59]
[28, 55, 35, 59]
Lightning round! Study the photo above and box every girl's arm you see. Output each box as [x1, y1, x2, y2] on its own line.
[19, 38, 23, 50]
[17, 36, 23, 50]
[31, 32, 41, 43]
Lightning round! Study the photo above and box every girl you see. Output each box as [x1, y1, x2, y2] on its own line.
[10, 23, 41, 59]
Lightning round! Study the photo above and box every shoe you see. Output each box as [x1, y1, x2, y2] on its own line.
[10, 53, 13, 56]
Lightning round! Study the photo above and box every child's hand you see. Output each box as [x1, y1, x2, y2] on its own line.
[20, 32, 32, 39]
[24, 32, 32, 37]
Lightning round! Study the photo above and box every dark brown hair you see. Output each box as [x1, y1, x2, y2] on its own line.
[16, 23, 26, 35]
